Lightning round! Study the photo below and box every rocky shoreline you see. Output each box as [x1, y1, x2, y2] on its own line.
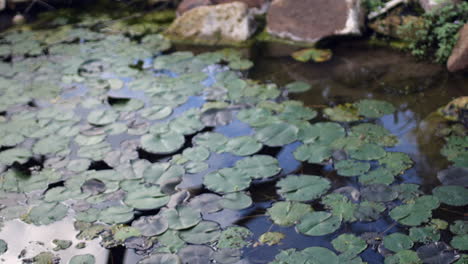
[1, 0, 467, 72]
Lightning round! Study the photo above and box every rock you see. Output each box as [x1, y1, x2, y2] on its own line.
[447, 24, 468, 72]
[166, 2, 256, 44]
[266, 0, 364, 43]
[418, 0, 460, 12]
[369, 15, 424, 40]
[0, 0, 4, 11]
[177, 0, 268, 15]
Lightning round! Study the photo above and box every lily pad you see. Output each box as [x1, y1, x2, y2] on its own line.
[234, 155, 281, 179]
[138, 253, 181, 264]
[335, 160, 371, 177]
[390, 195, 440, 226]
[450, 220, 468, 235]
[87, 109, 118, 126]
[178, 245, 213, 264]
[267, 201, 312, 227]
[69, 254, 95, 264]
[140, 105, 173, 120]
[220, 192, 252, 210]
[141, 131, 185, 154]
[361, 184, 398, 202]
[162, 206, 201, 230]
[217, 226, 252, 249]
[285, 81, 312, 93]
[409, 226, 440, 243]
[23, 202, 68, 225]
[0, 239, 7, 255]
[99, 206, 134, 225]
[132, 215, 169, 237]
[298, 122, 345, 144]
[225, 136, 262, 156]
[384, 250, 422, 264]
[451, 235, 468, 250]
[258, 232, 285, 246]
[432, 185, 468, 206]
[255, 122, 299, 147]
[204, 168, 251, 194]
[355, 99, 396, 118]
[383, 233, 414, 252]
[276, 174, 331, 202]
[348, 143, 386, 161]
[293, 143, 333, 164]
[332, 234, 367, 257]
[296, 211, 342, 236]
[179, 221, 221, 244]
[0, 148, 32, 166]
[124, 185, 170, 210]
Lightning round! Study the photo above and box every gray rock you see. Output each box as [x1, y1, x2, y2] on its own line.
[177, 0, 269, 15]
[266, 0, 365, 43]
[447, 24, 468, 72]
[0, 0, 5, 11]
[166, 2, 256, 44]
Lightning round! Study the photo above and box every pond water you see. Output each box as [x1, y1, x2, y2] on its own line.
[0, 8, 467, 264]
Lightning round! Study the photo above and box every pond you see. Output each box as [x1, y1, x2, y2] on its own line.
[0, 7, 467, 264]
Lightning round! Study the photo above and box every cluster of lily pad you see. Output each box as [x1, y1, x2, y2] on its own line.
[0, 12, 467, 264]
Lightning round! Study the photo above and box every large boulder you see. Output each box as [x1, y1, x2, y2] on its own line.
[447, 24, 468, 72]
[418, 0, 460, 12]
[266, 0, 364, 43]
[166, 2, 256, 44]
[177, 0, 269, 15]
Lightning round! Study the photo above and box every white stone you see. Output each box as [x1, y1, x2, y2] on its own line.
[166, 2, 256, 44]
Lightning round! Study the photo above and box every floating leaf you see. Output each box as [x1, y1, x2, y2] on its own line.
[451, 235, 468, 250]
[182, 146, 210, 162]
[355, 99, 396, 118]
[350, 123, 398, 147]
[99, 206, 134, 225]
[255, 122, 298, 147]
[69, 254, 95, 264]
[284, 81, 312, 93]
[450, 220, 468, 235]
[384, 233, 414, 252]
[188, 193, 222, 213]
[278, 104, 317, 121]
[140, 105, 173, 120]
[432, 185, 468, 206]
[217, 226, 252, 249]
[220, 192, 252, 210]
[409, 226, 440, 243]
[267, 201, 312, 227]
[416, 242, 458, 264]
[132, 215, 169, 237]
[234, 155, 281, 179]
[179, 221, 221, 244]
[141, 131, 185, 154]
[87, 109, 118, 126]
[294, 143, 333, 164]
[178, 245, 213, 264]
[192, 132, 228, 153]
[384, 250, 422, 264]
[124, 185, 170, 210]
[23, 202, 68, 225]
[390, 195, 440, 226]
[212, 248, 242, 264]
[138, 253, 181, 264]
[361, 184, 398, 202]
[379, 152, 414, 175]
[277, 174, 331, 202]
[272, 247, 339, 264]
[0, 148, 32, 166]
[349, 143, 386, 161]
[204, 168, 251, 194]
[359, 167, 395, 185]
[322, 193, 357, 222]
[354, 201, 386, 222]
[162, 206, 201, 230]
[296, 211, 342, 236]
[335, 160, 370, 177]
[332, 234, 367, 257]
[323, 104, 360, 122]
[225, 136, 262, 156]
[298, 122, 345, 144]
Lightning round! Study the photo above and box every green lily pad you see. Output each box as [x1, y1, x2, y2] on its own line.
[322, 193, 357, 222]
[284, 81, 312, 93]
[323, 104, 360, 122]
[99, 206, 134, 224]
[348, 143, 386, 161]
[124, 185, 170, 210]
[157, 230, 186, 253]
[69, 254, 95, 264]
[217, 226, 252, 249]
[409, 226, 440, 243]
[192, 132, 228, 153]
[143, 163, 184, 185]
[0, 148, 32, 166]
[278, 104, 317, 121]
[335, 160, 371, 177]
[267, 201, 313, 227]
[350, 123, 398, 147]
[291, 48, 332, 63]
[182, 146, 210, 162]
[432, 185, 468, 206]
[383, 233, 414, 252]
[298, 122, 345, 144]
[271, 247, 339, 264]
[23, 202, 68, 225]
[355, 99, 396, 118]
[276, 174, 330, 202]
[204, 168, 251, 194]
[220, 192, 252, 210]
[109, 98, 144, 112]
[296, 211, 342, 236]
[140, 105, 173, 120]
[185, 161, 209, 174]
[390, 195, 440, 226]
[178, 245, 213, 264]
[141, 131, 185, 154]
[76, 208, 100, 223]
[379, 152, 414, 176]
[255, 122, 299, 147]
[162, 206, 201, 230]
[332, 234, 367, 256]
[213, 248, 242, 264]
[87, 109, 118, 126]
[237, 108, 278, 128]
[359, 167, 395, 185]
[293, 143, 333, 164]
[225, 136, 262, 156]
[179, 221, 221, 244]
[33, 135, 70, 156]
[451, 235, 468, 250]
[354, 201, 386, 222]
[450, 220, 468, 235]
[384, 250, 422, 264]
[361, 184, 398, 202]
[234, 155, 281, 179]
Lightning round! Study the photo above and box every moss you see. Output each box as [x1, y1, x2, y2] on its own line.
[255, 30, 315, 48]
